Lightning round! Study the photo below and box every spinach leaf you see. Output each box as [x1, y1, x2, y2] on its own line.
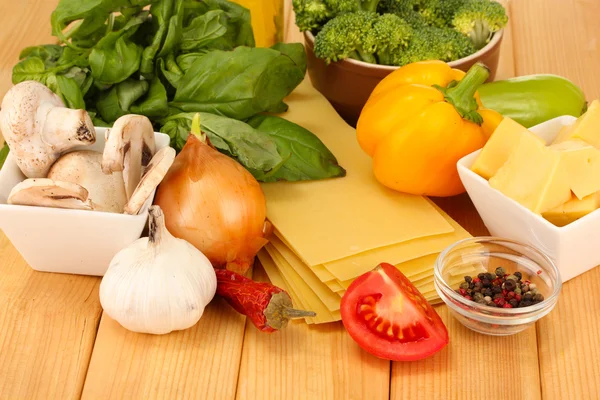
[247, 115, 346, 182]
[89, 11, 148, 85]
[180, 10, 228, 52]
[0, 143, 9, 170]
[160, 112, 283, 174]
[130, 77, 169, 117]
[171, 45, 305, 120]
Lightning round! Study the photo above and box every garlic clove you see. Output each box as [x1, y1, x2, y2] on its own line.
[8, 178, 94, 210]
[124, 147, 176, 215]
[101, 114, 157, 200]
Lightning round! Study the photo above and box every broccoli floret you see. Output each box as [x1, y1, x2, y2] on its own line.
[452, 0, 508, 49]
[293, 0, 384, 32]
[373, 14, 412, 65]
[314, 11, 380, 63]
[314, 11, 411, 65]
[392, 25, 475, 66]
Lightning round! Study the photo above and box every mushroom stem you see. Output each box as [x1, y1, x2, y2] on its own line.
[41, 107, 95, 151]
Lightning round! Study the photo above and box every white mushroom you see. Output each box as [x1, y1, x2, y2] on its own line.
[0, 81, 96, 178]
[8, 178, 94, 210]
[47, 150, 128, 213]
[124, 147, 176, 215]
[102, 114, 156, 200]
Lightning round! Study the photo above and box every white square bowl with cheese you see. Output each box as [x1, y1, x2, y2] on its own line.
[457, 115, 600, 283]
[0, 128, 171, 276]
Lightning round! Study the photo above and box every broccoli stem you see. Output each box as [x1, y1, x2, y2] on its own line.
[470, 21, 492, 50]
[349, 49, 378, 64]
[360, 0, 381, 13]
[438, 62, 490, 125]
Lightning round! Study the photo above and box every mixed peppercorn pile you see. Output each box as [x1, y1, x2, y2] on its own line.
[457, 267, 545, 308]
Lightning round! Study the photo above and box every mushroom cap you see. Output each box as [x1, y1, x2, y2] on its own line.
[48, 150, 128, 213]
[7, 178, 93, 210]
[102, 114, 156, 200]
[0, 81, 96, 178]
[124, 147, 176, 215]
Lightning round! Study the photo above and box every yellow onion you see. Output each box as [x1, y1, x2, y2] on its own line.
[154, 115, 269, 275]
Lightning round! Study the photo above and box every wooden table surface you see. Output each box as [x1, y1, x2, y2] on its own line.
[1, 1, 599, 399]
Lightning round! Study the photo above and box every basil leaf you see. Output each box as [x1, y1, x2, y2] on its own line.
[56, 74, 86, 109]
[247, 115, 346, 182]
[130, 77, 169, 117]
[271, 42, 307, 73]
[180, 10, 228, 51]
[89, 11, 148, 85]
[176, 51, 209, 72]
[95, 79, 149, 122]
[140, 0, 176, 77]
[0, 143, 9, 170]
[171, 46, 305, 120]
[160, 112, 284, 174]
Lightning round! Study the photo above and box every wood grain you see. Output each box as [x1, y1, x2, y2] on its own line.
[0, 233, 103, 400]
[236, 266, 390, 400]
[511, 1, 600, 399]
[0, 2, 103, 399]
[81, 299, 247, 400]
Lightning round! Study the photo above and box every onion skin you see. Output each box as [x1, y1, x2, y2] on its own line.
[154, 134, 268, 275]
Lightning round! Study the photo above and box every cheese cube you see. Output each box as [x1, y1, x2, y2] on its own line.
[550, 139, 600, 200]
[489, 136, 571, 214]
[552, 99, 600, 148]
[543, 191, 600, 227]
[471, 117, 545, 179]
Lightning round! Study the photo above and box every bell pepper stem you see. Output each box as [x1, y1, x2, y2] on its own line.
[436, 62, 490, 125]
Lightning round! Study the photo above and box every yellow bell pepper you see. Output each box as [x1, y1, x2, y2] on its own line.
[357, 60, 503, 197]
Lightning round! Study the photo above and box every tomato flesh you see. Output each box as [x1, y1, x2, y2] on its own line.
[341, 263, 449, 361]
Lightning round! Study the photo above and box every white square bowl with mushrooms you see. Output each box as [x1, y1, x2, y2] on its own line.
[0, 81, 174, 276]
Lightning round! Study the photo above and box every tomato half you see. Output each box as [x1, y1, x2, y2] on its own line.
[340, 263, 449, 361]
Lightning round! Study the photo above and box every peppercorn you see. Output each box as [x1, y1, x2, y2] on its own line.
[485, 272, 495, 281]
[495, 267, 505, 277]
[522, 285, 530, 293]
[529, 283, 537, 290]
[514, 271, 522, 280]
[492, 286, 502, 294]
[473, 292, 484, 301]
[473, 277, 481, 283]
[487, 301, 497, 307]
[530, 289, 539, 296]
[506, 274, 518, 282]
[484, 296, 492, 302]
[509, 299, 519, 307]
[464, 276, 472, 283]
[484, 288, 493, 297]
[494, 293, 503, 299]
[523, 293, 533, 301]
[460, 281, 470, 290]
[503, 303, 513, 308]
[482, 279, 491, 288]
[514, 288, 522, 295]
[533, 293, 544, 303]
[465, 295, 473, 301]
[520, 300, 533, 307]
[478, 273, 486, 280]
[503, 280, 516, 291]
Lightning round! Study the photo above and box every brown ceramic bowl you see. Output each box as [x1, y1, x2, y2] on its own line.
[304, 30, 504, 127]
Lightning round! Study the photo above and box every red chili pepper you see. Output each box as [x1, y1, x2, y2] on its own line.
[215, 269, 316, 333]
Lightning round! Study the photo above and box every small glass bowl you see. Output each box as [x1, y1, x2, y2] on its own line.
[434, 237, 562, 336]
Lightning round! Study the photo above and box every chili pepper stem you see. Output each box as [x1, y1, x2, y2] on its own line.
[435, 62, 490, 125]
[281, 307, 317, 319]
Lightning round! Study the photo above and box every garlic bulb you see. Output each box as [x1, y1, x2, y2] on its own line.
[99, 205, 217, 334]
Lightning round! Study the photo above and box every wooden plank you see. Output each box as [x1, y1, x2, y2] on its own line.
[0, 2, 104, 399]
[510, 1, 600, 399]
[81, 299, 247, 400]
[236, 265, 390, 400]
[0, 233, 103, 400]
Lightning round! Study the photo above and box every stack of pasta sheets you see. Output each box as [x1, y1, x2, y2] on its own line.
[257, 80, 475, 324]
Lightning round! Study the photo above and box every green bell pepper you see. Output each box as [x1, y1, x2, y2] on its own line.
[478, 74, 587, 128]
